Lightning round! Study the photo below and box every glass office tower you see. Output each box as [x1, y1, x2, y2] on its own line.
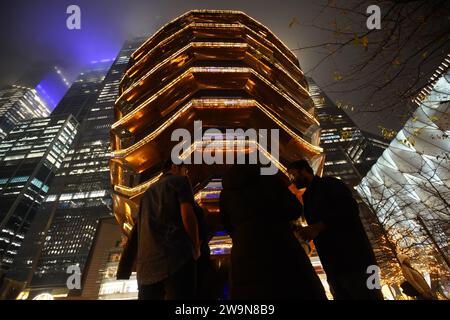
[3, 62, 113, 288]
[306, 77, 364, 185]
[346, 130, 390, 177]
[0, 86, 50, 141]
[0, 115, 78, 273]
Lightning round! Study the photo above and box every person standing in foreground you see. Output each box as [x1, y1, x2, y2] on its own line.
[288, 159, 383, 300]
[220, 164, 327, 299]
[136, 159, 200, 300]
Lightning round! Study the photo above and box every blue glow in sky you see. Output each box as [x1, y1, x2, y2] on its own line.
[36, 69, 70, 110]
[0, 1, 131, 88]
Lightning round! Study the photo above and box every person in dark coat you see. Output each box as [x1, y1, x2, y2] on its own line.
[287, 159, 383, 300]
[219, 164, 327, 300]
[193, 202, 218, 299]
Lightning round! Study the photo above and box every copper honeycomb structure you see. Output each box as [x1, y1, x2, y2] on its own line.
[110, 10, 324, 233]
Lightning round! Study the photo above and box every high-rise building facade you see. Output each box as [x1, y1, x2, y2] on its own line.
[307, 77, 391, 183]
[50, 62, 112, 122]
[3, 62, 112, 288]
[0, 115, 78, 273]
[346, 130, 390, 177]
[7, 39, 146, 298]
[0, 86, 50, 141]
[306, 77, 364, 185]
[357, 57, 450, 282]
[18, 62, 71, 111]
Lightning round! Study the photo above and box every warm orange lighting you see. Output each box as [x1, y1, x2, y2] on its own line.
[111, 10, 324, 232]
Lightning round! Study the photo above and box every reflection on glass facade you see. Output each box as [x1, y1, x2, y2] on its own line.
[0, 86, 50, 141]
[0, 115, 78, 272]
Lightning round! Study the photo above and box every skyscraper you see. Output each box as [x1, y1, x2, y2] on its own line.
[306, 77, 364, 185]
[3, 62, 112, 288]
[346, 130, 390, 177]
[9, 39, 146, 299]
[0, 85, 50, 141]
[0, 115, 78, 273]
[50, 61, 112, 122]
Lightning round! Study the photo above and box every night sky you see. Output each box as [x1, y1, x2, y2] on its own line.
[0, 0, 446, 134]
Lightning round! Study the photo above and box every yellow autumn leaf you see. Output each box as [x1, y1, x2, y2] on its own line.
[353, 34, 360, 46]
[333, 71, 343, 81]
[361, 35, 369, 47]
[378, 126, 397, 139]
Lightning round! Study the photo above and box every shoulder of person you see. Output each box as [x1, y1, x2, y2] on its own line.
[163, 174, 189, 186]
[142, 178, 160, 196]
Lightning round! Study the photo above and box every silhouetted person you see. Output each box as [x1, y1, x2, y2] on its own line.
[193, 202, 216, 299]
[288, 159, 383, 300]
[220, 164, 327, 300]
[118, 160, 200, 300]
